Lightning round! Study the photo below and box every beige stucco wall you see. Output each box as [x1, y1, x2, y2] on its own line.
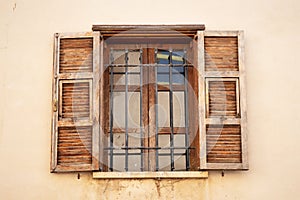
[1, 0, 300, 199]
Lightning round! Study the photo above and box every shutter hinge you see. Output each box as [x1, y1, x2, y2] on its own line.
[53, 99, 58, 112]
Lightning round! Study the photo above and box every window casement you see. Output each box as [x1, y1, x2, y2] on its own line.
[51, 25, 248, 175]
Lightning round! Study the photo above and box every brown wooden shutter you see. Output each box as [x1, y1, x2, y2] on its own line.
[51, 32, 100, 172]
[198, 31, 248, 170]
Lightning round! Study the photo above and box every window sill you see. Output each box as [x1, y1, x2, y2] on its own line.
[93, 171, 208, 179]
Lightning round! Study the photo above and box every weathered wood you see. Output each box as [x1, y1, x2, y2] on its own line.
[188, 41, 200, 170]
[58, 80, 92, 121]
[204, 71, 239, 77]
[205, 118, 241, 124]
[197, 31, 207, 170]
[206, 78, 239, 117]
[51, 32, 99, 173]
[92, 24, 205, 35]
[51, 33, 59, 172]
[100, 46, 110, 172]
[92, 31, 100, 170]
[204, 31, 239, 37]
[55, 164, 94, 172]
[204, 36, 239, 72]
[57, 121, 92, 127]
[206, 124, 242, 163]
[142, 49, 149, 171]
[206, 163, 245, 170]
[238, 31, 249, 169]
[148, 48, 156, 171]
[57, 126, 92, 166]
[199, 31, 248, 170]
[59, 38, 93, 73]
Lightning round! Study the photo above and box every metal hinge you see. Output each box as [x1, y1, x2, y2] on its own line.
[53, 99, 58, 112]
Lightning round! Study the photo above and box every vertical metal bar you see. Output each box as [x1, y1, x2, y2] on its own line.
[155, 49, 159, 171]
[109, 48, 114, 171]
[169, 49, 174, 171]
[183, 49, 190, 170]
[125, 49, 129, 172]
[139, 49, 144, 171]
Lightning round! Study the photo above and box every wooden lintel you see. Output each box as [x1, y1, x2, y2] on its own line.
[92, 25, 205, 38]
[92, 24, 205, 32]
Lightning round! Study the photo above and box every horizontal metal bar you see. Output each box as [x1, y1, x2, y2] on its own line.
[112, 153, 141, 156]
[106, 64, 193, 68]
[109, 72, 141, 75]
[103, 147, 160, 150]
[158, 153, 187, 156]
[156, 72, 185, 74]
[104, 147, 195, 150]
[109, 85, 186, 92]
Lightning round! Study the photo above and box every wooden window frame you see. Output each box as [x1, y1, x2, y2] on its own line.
[100, 43, 199, 172]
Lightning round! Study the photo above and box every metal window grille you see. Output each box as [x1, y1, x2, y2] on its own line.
[106, 48, 193, 172]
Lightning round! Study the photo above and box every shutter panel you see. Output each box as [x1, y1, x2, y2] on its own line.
[198, 31, 248, 170]
[51, 32, 100, 172]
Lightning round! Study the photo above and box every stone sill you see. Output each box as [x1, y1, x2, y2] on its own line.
[93, 171, 208, 179]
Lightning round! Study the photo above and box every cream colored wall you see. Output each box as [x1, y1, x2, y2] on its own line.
[1, 0, 299, 199]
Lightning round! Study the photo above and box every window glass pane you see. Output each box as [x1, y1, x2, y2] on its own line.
[128, 155, 141, 171]
[128, 92, 140, 128]
[172, 66, 184, 73]
[157, 66, 169, 73]
[128, 74, 140, 85]
[158, 135, 170, 154]
[158, 92, 170, 127]
[113, 155, 125, 172]
[112, 50, 125, 64]
[173, 92, 185, 127]
[113, 74, 124, 85]
[113, 133, 125, 152]
[158, 156, 170, 171]
[156, 50, 185, 85]
[172, 73, 184, 84]
[174, 156, 185, 170]
[113, 74, 140, 86]
[113, 92, 125, 128]
[128, 50, 140, 65]
[172, 50, 184, 65]
[157, 74, 169, 85]
[111, 66, 125, 73]
[157, 50, 169, 64]
[128, 133, 141, 149]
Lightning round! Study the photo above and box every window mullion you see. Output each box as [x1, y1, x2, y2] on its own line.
[148, 48, 157, 171]
[183, 49, 190, 170]
[109, 48, 114, 171]
[139, 49, 144, 171]
[124, 49, 129, 172]
[169, 49, 175, 171]
[154, 48, 159, 171]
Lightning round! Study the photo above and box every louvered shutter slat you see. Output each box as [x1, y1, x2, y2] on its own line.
[59, 38, 93, 73]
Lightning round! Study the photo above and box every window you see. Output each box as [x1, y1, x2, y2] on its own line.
[51, 25, 248, 174]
